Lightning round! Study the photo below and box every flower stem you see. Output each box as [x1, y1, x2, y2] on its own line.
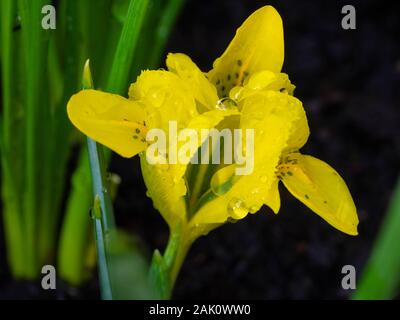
[151, 224, 193, 299]
[166, 231, 192, 293]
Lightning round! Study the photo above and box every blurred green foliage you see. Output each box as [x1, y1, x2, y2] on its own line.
[0, 0, 184, 292]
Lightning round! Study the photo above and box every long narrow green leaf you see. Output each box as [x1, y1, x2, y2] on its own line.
[147, 0, 185, 69]
[18, 0, 50, 277]
[353, 178, 400, 299]
[38, 0, 86, 268]
[0, 0, 26, 277]
[106, 0, 149, 94]
[58, 148, 93, 285]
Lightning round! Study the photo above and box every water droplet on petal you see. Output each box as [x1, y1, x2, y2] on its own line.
[216, 97, 238, 111]
[227, 197, 248, 220]
[260, 176, 268, 183]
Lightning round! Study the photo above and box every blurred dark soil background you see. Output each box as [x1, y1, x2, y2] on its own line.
[111, 0, 400, 299]
[1, 0, 399, 299]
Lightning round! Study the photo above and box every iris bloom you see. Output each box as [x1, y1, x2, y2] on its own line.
[68, 6, 359, 247]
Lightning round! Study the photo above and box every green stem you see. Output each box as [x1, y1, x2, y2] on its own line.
[150, 224, 192, 299]
[165, 230, 192, 293]
[83, 61, 115, 300]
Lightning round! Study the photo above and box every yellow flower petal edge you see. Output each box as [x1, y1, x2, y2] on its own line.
[67, 89, 147, 158]
[141, 107, 240, 230]
[140, 154, 188, 230]
[189, 91, 306, 236]
[166, 53, 219, 111]
[208, 5, 284, 97]
[279, 153, 359, 235]
[128, 70, 198, 132]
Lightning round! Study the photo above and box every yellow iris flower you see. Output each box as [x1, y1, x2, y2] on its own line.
[67, 6, 359, 246]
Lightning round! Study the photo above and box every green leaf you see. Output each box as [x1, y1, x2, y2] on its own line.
[106, 0, 149, 94]
[353, 178, 400, 299]
[18, 0, 50, 277]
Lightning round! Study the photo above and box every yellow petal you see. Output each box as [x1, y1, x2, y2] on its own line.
[246, 71, 294, 94]
[240, 90, 309, 151]
[141, 107, 239, 230]
[229, 70, 295, 103]
[170, 108, 240, 197]
[189, 91, 304, 237]
[166, 53, 218, 111]
[207, 6, 284, 96]
[140, 154, 187, 230]
[280, 153, 359, 235]
[128, 70, 198, 132]
[67, 89, 147, 158]
[264, 179, 281, 214]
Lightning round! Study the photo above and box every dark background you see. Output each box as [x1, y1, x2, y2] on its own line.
[1, 0, 399, 299]
[112, 0, 400, 299]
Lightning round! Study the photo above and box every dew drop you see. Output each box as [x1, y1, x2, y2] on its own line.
[216, 97, 238, 110]
[227, 197, 248, 219]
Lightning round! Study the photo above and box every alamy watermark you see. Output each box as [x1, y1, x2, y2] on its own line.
[145, 121, 255, 176]
[341, 5, 356, 30]
[41, 265, 56, 290]
[341, 265, 356, 290]
[41, 5, 56, 30]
